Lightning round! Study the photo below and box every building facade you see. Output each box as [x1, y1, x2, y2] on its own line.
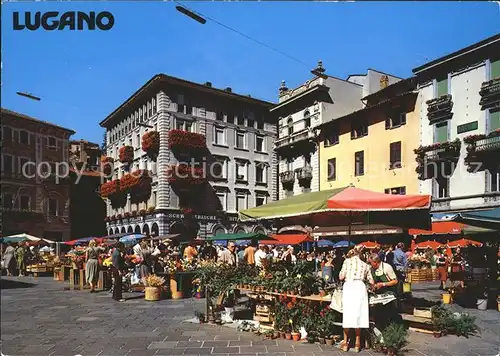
[319, 77, 421, 195]
[1, 108, 74, 241]
[273, 61, 401, 200]
[413, 34, 500, 213]
[100, 74, 276, 239]
[69, 139, 102, 171]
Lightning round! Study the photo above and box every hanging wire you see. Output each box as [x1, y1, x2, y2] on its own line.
[173, 0, 313, 69]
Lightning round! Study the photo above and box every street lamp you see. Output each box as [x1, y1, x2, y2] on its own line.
[175, 5, 206, 24]
[17, 92, 41, 101]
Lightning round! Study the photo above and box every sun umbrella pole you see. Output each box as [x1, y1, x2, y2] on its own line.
[347, 211, 352, 250]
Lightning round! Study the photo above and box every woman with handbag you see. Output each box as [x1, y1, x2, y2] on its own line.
[338, 248, 375, 353]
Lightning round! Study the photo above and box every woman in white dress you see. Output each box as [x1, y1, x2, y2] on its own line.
[339, 248, 375, 352]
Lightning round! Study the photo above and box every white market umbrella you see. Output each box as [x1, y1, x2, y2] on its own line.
[8, 233, 55, 244]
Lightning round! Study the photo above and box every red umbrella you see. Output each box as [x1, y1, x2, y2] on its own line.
[356, 241, 380, 249]
[447, 238, 482, 248]
[414, 240, 444, 250]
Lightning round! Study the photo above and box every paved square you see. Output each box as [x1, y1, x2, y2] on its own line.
[1, 277, 498, 355]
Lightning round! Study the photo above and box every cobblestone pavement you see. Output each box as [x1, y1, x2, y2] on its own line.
[1, 277, 499, 356]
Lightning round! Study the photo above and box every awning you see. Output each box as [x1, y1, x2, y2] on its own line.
[1, 233, 55, 244]
[356, 241, 381, 249]
[333, 241, 355, 248]
[409, 221, 465, 236]
[206, 232, 268, 241]
[447, 238, 483, 248]
[317, 240, 336, 247]
[313, 224, 402, 238]
[260, 234, 311, 246]
[64, 237, 110, 246]
[414, 241, 445, 250]
[239, 187, 431, 226]
[452, 208, 500, 229]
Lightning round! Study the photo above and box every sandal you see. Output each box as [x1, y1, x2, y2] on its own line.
[353, 344, 361, 353]
[339, 341, 349, 352]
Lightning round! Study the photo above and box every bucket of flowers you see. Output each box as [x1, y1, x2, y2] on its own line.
[143, 274, 166, 301]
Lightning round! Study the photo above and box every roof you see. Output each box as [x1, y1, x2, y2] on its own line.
[362, 77, 416, 102]
[1, 108, 75, 135]
[412, 33, 500, 74]
[100, 74, 275, 127]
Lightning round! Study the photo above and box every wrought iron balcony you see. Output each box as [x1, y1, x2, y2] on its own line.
[296, 167, 312, 180]
[475, 135, 500, 153]
[426, 95, 453, 123]
[280, 170, 295, 185]
[479, 77, 500, 110]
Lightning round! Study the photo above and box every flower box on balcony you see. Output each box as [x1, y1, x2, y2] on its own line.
[414, 139, 461, 180]
[139, 209, 147, 217]
[426, 95, 453, 123]
[100, 180, 120, 197]
[296, 167, 312, 188]
[280, 170, 295, 184]
[479, 77, 500, 110]
[142, 131, 160, 160]
[116, 214, 123, 220]
[168, 130, 206, 150]
[119, 146, 134, 165]
[101, 156, 114, 176]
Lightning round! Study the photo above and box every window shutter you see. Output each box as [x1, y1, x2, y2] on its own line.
[384, 189, 390, 194]
[437, 78, 448, 97]
[491, 59, 500, 80]
[385, 118, 391, 129]
[400, 186, 406, 195]
[490, 110, 500, 131]
[401, 113, 407, 125]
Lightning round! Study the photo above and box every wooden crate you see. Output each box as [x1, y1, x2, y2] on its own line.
[413, 307, 432, 319]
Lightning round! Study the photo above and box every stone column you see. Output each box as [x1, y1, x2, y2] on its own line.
[156, 90, 171, 212]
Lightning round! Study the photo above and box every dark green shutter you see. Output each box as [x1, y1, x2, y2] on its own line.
[435, 122, 448, 143]
[490, 110, 500, 131]
[491, 59, 500, 80]
[437, 78, 448, 97]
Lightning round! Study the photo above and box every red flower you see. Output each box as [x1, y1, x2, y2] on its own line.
[119, 146, 134, 165]
[100, 156, 114, 175]
[142, 131, 160, 158]
[168, 129, 206, 150]
[100, 180, 120, 197]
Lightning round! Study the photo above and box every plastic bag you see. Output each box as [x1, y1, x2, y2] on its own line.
[329, 288, 343, 313]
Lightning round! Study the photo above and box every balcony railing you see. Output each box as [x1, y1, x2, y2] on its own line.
[426, 94, 453, 123]
[275, 129, 314, 149]
[479, 77, 500, 110]
[280, 170, 295, 184]
[475, 135, 500, 152]
[296, 167, 312, 180]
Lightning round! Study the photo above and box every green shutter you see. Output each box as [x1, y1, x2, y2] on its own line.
[490, 110, 500, 131]
[437, 78, 448, 97]
[491, 59, 500, 80]
[436, 122, 448, 143]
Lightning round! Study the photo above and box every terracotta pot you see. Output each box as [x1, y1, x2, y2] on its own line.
[291, 332, 300, 341]
[280, 332, 286, 339]
[325, 338, 334, 346]
[318, 337, 326, 344]
[433, 331, 442, 338]
[285, 333, 292, 340]
[273, 331, 280, 339]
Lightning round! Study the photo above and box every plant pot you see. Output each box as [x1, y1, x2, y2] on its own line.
[291, 332, 300, 341]
[319, 290, 326, 297]
[442, 293, 452, 304]
[318, 337, 326, 344]
[325, 338, 334, 346]
[273, 331, 280, 339]
[280, 332, 286, 339]
[403, 282, 411, 293]
[285, 333, 292, 340]
[433, 331, 442, 338]
[477, 298, 487, 310]
[145, 286, 161, 301]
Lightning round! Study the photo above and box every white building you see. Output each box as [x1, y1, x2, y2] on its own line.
[273, 61, 401, 199]
[413, 34, 500, 213]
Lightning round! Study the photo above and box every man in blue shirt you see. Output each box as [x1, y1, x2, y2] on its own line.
[392, 242, 408, 298]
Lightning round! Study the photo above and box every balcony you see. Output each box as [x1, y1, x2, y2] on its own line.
[476, 135, 500, 153]
[426, 95, 453, 123]
[280, 170, 295, 190]
[414, 139, 461, 180]
[278, 77, 323, 102]
[296, 166, 312, 188]
[275, 129, 315, 149]
[479, 77, 500, 110]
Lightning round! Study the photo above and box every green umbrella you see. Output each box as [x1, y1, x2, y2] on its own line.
[205, 232, 269, 241]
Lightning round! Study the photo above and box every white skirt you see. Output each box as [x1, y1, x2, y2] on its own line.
[342, 280, 369, 328]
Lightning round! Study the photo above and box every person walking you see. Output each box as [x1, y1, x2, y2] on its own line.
[339, 248, 374, 353]
[3, 243, 16, 276]
[111, 242, 126, 302]
[15, 242, 27, 277]
[254, 244, 267, 268]
[392, 242, 407, 296]
[85, 240, 102, 293]
[243, 243, 256, 265]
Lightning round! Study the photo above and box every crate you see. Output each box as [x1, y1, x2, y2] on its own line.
[254, 314, 272, 323]
[413, 307, 432, 319]
[256, 304, 270, 314]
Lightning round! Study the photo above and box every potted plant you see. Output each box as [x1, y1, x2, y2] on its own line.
[194, 310, 205, 324]
[380, 323, 408, 356]
[325, 336, 334, 346]
[143, 274, 166, 301]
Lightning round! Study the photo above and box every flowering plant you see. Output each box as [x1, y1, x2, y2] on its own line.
[124, 212, 131, 219]
[142, 131, 160, 159]
[100, 180, 120, 197]
[100, 156, 114, 175]
[168, 129, 206, 150]
[116, 214, 123, 220]
[139, 209, 147, 216]
[143, 274, 166, 287]
[119, 146, 134, 165]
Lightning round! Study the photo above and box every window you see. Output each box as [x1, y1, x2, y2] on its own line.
[139, 108, 143, 122]
[351, 121, 368, 139]
[255, 136, 265, 152]
[304, 110, 311, 128]
[255, 163, 266, 184]
[236, 131, 246, 149]
[3, 127, 12, 141]
[247, 115, 255, 128]
[216, 112, 224, 121]
[235, 161, 247, 181]
[236, 193, 247, 211]
[3, 193, 13, 210]
[19, 157, 30, 175]
[257, 118, 264, 130]
[152, 97, 157, 115]
[256, 195, 266, 207]
[214, 126, 226, 145]
[325, 127, 339, 146]
[355, 151, 364, 176]
[487, 165, 500, 192]
[3, 155, 13, 173]
[384, 187, 406, 195]
[434, 177, 449, 198]
[48, 137, 56, 148]
[327, 158, 336, 181]
[287, 118, 294, 136]
[129, 137, 133, 147]
[20, 196, 30, 210]
[176, 119, 192, 132]
[385, 113, 407, 129]
[437, 77, 448, 97]
[490, 109, 500, 131]
[216, 192, 227, 211]
[19, 131, 29, 144]
[389, 141, 402, 169]
[136, 134, 141, 148]
[212, 157, 227, 180]
[225, 113, 234, 124]
[237, 115, 245, 126]
[177, 94, 185, 113]
[435, 121, 449, 143]
[491, 59, 500, 80]
[48, 199, 58, 216]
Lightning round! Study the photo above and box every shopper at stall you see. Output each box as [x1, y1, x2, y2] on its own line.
[255, 244, 267, 267]
[15, 242, 27, 277]
[219, 241, 237, 266]
[85, 240, 102, 293]
[392, 243, 407, 294]
[2, 243, 16, 276]
[201, 241, 217, 261]
[111, 242, 126, 302]
[183, 242, 198, 262]
[322, 255, 334, 283]
[451, 247, 465, 288]
[281, 245, 296, 266]
[436, 248, 448, 290]
[339, 248, 375, 353]
[243, 242, 256, 265]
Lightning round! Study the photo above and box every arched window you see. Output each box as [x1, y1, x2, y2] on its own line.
[108, 229, 113, 236]
[151, 223, 159, 237]
[142, 224, 150, 236]
[127, 226, 133, 233]
[120, 227, 126, 234]
[304, 110, 311, 128]
[287, 117, 294, 136]
[134, 225, 141, 234]
[212, 225, 226, 237]
[114, 228, 120, 234]
[234, 226, 246, 234]
[254, 226, 266, 234]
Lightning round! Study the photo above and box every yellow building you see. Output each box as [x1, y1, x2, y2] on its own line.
[319, 77, 421, 195]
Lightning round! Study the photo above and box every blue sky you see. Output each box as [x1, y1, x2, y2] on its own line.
[3, 2, 499, 144]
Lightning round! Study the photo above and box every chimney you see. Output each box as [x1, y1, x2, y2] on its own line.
[204, 81, 212, 87]
[225, 87, 232, 93]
